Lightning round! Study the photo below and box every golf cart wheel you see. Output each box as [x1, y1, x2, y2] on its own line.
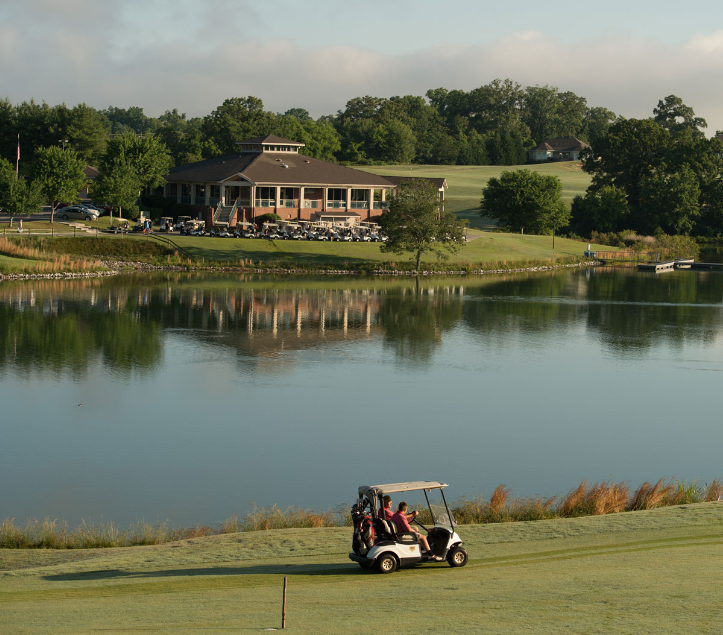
[62, 214, 68, 220]
[375, 553, 398, 574]
[446, 546, 468, 567]
[84, 216, 91, 221]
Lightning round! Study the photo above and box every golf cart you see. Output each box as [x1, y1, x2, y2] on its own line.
[175, 216, 192, 232]
[349, 481, 467, 574]
[209, 222, 232, 238]
[109, 220, 129, 234]
[159, 217, 174, 232]
[233, 221, 256, 238]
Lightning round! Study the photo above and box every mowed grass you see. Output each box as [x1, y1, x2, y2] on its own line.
[2, 504, 723, 634]
[362, 162, 592, 229]
[171, 232, 604, 268]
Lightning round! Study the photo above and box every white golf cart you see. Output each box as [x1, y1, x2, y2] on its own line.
[159, 217, 174, 232]
[349, 481, 467, 574]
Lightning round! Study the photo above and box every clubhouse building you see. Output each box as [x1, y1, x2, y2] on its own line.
[161, 135, 400, 227]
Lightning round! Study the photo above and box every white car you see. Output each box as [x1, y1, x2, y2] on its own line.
[58, 206, 99, 221]
[349, 481, 467, 573]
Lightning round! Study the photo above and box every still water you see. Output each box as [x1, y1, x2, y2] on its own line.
[2, 268, 723, 527]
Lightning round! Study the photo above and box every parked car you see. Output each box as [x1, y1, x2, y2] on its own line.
[58, 206, 99, 221]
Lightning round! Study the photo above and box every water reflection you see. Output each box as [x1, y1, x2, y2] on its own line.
[1, 269, 723, 376]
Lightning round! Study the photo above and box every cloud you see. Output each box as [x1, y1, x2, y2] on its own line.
[1, 10, 723, 134]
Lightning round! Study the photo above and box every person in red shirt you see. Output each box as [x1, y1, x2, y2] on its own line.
[384, 499, 439, 559]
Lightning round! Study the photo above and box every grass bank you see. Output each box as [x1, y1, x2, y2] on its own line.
[0, 232, 610, 274]
[2, 503, 723, 634]
[3, 478, 719, 549]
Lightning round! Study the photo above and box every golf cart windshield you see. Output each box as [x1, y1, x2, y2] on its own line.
[429, 503, 456, 528]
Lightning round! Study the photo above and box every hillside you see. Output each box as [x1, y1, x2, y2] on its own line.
[362, 161, 592, 230]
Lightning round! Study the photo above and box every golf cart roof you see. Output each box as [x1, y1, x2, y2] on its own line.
[359, 482, 449, 497]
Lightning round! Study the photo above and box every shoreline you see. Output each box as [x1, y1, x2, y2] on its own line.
[0, 259, 603, 282]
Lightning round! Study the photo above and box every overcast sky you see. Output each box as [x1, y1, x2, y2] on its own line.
[1, 0, 722, 133]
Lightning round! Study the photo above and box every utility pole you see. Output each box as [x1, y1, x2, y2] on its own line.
[58, 139, 68, 150]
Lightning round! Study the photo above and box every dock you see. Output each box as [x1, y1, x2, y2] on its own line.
[637, 258, 698, 272]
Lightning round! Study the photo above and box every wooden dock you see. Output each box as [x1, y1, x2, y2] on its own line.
[637, 258, 701, 272]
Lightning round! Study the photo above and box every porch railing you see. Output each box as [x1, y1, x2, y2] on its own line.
[349, 201, 368, 209]
[302, 200, 320, 209]
[255, 199, 275, 208]
[372, 202, 388, 209]
[327, 201, 346, 209]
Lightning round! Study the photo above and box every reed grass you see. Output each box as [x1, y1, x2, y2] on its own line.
[2, 477, 720, 549]
[0, 238, 103, 272]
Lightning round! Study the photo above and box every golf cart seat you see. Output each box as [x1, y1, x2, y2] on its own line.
[374, 517, 397, 540]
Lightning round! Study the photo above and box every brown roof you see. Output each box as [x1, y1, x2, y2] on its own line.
[84, 166, 99, 178]
[167, 153, 395, 188]
[378, 175, 447, 190]
[530, 136, 591, 153]
[241, 135, 305, 146]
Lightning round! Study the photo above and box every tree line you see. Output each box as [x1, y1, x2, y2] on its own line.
[0, 80, 618, 170]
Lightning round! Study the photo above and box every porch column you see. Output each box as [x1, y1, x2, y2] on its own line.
[219, 183, 226, 206]
[368, 188, 374, 220]
[299, 186, 304, 217]
[251, 185, 256, 221]
[205, 183, 211, 206]
[275, 186, 281, 211]
[324, 187, 328, 211]
[346, 187, 352, 210]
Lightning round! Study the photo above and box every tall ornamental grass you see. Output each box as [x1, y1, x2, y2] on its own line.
[3, 477, 721, 549]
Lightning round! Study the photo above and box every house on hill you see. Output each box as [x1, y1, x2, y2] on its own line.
[161, 135, 397, 227]
[528, 136, 591, 163]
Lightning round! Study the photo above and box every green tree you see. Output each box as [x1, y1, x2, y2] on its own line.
[582, 118, 670, 211]
[371, 118, 416, 163]
[63, 103, 111, 164]
[653, 95, 707, 137]
[31, 146, 88, 224]
[379, 179, 467, 270]
[0, 161, 45, 227]
[202, 96, 274, 155]
[99, 131, 172, 191]
[481, 169, 569, 234]
[569, 185, 630, 235]
[639, 164, 700, 235]
[92, 159, 141, 220]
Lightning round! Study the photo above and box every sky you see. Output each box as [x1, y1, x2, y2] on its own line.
[1, 0, 722, 133]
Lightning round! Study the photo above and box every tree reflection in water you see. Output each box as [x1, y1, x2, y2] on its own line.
[1, 269, 723, 376]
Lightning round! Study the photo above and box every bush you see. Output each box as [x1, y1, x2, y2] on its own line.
[256, 213, 281, 224]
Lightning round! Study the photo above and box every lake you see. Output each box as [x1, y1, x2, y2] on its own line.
[2, 267, 723, 528]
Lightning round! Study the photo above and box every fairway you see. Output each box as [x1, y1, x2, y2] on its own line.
[2, 504, 723, 634]
[362, 162, 592, 229]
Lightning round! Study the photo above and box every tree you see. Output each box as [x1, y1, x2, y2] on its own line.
[639, 164, 700, 235]
[653, 95, 707, 137]
[62, 103, 111, 164]
[98, 131, 172, 191]
[569, 185, 630, 235]
[92, 158, 141, 221]
[31, 146, 88, 224]
[202, 97, 274, 155]
[0, 161, 46, 227]
[379, 179, 467, 270]
[481, 169, 569, 234]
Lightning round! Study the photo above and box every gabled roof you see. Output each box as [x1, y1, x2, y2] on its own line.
[241, 135, 305, 146]
[530, 136, 591, 153]
[166, 153, 395, 188]
[380, 175, 447, 190]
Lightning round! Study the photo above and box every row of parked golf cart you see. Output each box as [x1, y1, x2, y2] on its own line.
[157, 217, 387, 242]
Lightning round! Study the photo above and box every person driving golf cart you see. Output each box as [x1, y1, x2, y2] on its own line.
[384, 498, 438, 560]
[349, 481, 468, 574]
